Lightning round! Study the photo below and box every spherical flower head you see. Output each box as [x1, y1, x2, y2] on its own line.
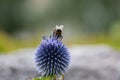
[35, 37, 70, 77]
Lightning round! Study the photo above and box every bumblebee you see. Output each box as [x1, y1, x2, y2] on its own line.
[52, 25, 63, 41]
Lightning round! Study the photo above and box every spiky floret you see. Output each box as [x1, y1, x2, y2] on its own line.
[35, 37, 70, 77]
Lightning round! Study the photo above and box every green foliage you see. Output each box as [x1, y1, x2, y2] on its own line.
[0, 0, 25, 34]
[0, 0, 120, 35]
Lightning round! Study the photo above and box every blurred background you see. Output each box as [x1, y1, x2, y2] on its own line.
[0, 0, 120, 53]
[1, 1, 120, 80]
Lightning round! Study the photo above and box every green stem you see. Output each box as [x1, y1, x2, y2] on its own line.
[53, 76, 56, 80]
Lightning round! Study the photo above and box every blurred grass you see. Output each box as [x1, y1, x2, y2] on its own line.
[0, 31, 40, 53]
[0, 31, 120, 53]
[65, 35, 120, 50]
[0, 23, 120, 53]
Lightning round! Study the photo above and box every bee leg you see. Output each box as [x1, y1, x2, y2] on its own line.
[58, 36, 63, 41]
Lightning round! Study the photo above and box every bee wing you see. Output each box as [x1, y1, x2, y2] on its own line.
[56, 25, 64, 30]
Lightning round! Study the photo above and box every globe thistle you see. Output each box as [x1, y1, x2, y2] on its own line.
[35, 36, 70, 77]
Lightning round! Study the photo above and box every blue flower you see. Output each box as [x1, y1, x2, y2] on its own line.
[35, 37, 70, 77]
